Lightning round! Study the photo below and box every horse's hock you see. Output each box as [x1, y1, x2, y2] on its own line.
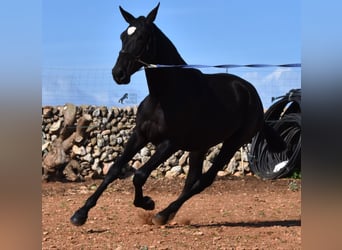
[42, 104, 250, 182]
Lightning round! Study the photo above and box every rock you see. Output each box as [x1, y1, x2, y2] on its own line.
[91, 158, 100, 171]
[102, 162, 113, 175]
[112, 107, 120, 117]
[207, 147, 219, 162]
[193, 231, 204, 236]
[150, 170, 159, 178]
[170, 165, 182, 174]
[72, 145, 86, 156]
[92, 146, 101, 157]
[140, 147, 150, 157]
[101, 129, 111, 136]
[63, 103, 76, 125]
[42, 107, 53, 118]
[241, 150, 248, 162]
[183, 165, 189, 175]
[132, 160, 141, 169]
[117, 122, 124, 130]
[234, 150, 241, 161]
[226, 158, 238, 174]
[165, 170, 178, 179]
[95, 166, 102, 175]
[125, 106, 133, 115]
[100, 151, 108, 161]
[102, 134, 109, 142]
[111, 151, 119, 159]
[116, 137, 123, 145]
[49, 120, 61, 133]
[234, 171, 243, 177]
[51, 135, 57, 142]
[217, 170, 228, 177]
[100, 106, 108, 117]
[92, 108, 101, 117]
[166, 155, 178, 166]
[165, 165, 182, 178]
[109, 135, 117, 145]
[202, 160, 212, 173]
[82, 153, 93, 162]
[141, 156, 150, 164]
[85, 145, 92, 153]
[178, 152, 189, 166]
[90, 137, 97, 146]
[42, 141, 50, 152]
[97, 137, 105, 148]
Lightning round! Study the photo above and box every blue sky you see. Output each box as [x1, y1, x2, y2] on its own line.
[42, 0, 300, 108]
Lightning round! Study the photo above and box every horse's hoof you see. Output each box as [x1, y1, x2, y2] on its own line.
[152, 212, 176, 226]
[134, 196, 155, 210]
[70, 209, 88, 226]
[152, 213, 168, 225]
[142, 196, 155, 210]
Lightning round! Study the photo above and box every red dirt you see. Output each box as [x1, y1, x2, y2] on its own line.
[42, 176, 301, 249]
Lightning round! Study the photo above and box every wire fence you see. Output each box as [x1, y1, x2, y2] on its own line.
[42, 65, 301, 108]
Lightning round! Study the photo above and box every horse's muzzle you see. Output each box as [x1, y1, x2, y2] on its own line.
[112, 67, 130, 84]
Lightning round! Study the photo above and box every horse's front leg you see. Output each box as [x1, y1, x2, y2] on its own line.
[70, 131, 146, 226]
[133, 140, 176, 210]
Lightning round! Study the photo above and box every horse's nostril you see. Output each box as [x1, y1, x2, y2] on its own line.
[117, 70, 124, 78]
[113, 67, 129, 84]
[113, 67, 123, 78]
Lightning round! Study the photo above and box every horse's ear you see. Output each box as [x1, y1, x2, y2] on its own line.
[119, 6, 135, 24]
[146, 2, 160, 24]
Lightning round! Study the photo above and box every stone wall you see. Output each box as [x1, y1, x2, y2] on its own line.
[42, 104, 251, 182]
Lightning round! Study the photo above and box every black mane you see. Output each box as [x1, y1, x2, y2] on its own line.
[146, 23, 186, 65]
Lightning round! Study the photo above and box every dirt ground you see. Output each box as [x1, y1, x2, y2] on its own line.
[42, 175, 301, 250]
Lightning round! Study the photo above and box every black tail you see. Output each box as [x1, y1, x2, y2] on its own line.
[261, 123, 286, 152]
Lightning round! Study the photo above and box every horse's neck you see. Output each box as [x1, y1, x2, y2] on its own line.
[150, 25, 186, 65]
[144, 25, 187, 100]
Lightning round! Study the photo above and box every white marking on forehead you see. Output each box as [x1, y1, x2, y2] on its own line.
[127, 26, 137, 36]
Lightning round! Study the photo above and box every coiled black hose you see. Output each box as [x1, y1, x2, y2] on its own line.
[249, 89, 301, 179]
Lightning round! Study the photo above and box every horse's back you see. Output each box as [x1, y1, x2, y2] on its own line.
[140, 68, 264, 150]
[205, 73, 262, 106]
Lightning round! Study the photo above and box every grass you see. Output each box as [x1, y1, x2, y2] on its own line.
[290, 170, 301, 179]
[288, 180, 300, 192]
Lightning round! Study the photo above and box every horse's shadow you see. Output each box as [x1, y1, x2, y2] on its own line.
[83, 220, 301, 235]
[168, 219, 301, 229]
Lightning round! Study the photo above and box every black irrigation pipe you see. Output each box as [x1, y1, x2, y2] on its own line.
[249, 88, 301, 179]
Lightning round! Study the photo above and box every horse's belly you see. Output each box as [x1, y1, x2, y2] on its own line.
[169, 119, 238, 151]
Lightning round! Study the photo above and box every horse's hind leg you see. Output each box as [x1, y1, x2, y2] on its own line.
[70, 131, 146, 226]
[133, 140, 176, 210]
[151, 150, 205, 225]
[180, 151, 206, 196]
[152, 137, 244, 225]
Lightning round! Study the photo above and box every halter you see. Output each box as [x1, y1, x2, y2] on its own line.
[118, 31, 157, 68]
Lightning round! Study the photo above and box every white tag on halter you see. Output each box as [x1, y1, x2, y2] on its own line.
[127, 26, 136, 36]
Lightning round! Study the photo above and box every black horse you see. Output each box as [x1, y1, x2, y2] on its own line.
[70, 3, 285, 226]
[118, 93, 128, 104]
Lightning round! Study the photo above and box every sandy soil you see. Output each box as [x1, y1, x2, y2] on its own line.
[42, 176, 301, 249]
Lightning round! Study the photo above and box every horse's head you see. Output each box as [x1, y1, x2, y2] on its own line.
[112, 3, 160, 84]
